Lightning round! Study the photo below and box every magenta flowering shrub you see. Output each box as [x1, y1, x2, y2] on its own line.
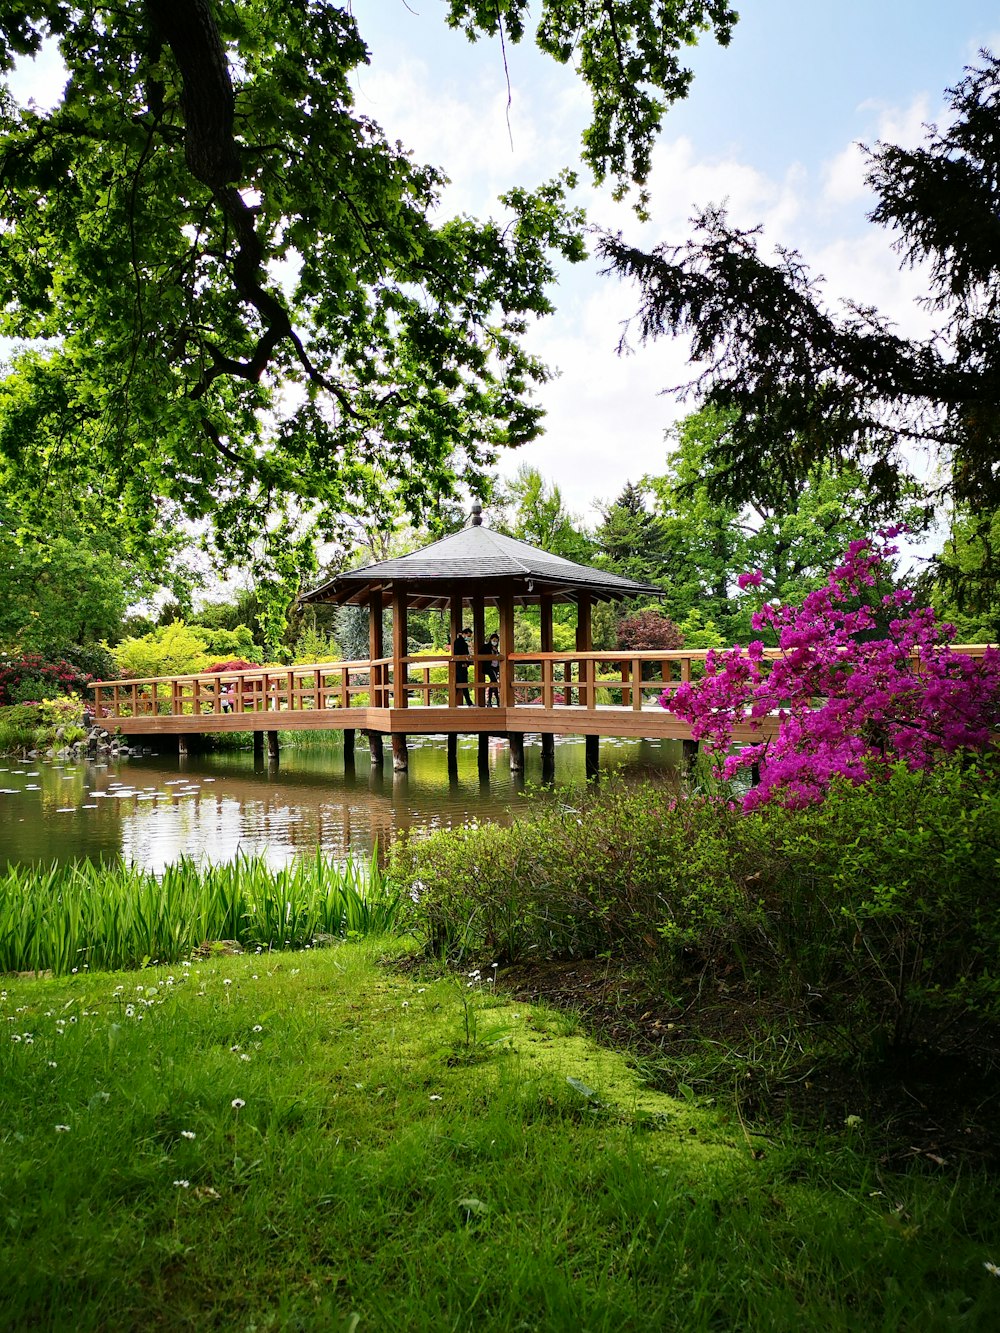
[0, 654, 92, 707]
[663, 533, 1000, 809]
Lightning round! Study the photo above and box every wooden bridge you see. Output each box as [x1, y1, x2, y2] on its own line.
[88, 647, 770, 776]
[88, 643, 993, 778]
[88, 515, 993, 779]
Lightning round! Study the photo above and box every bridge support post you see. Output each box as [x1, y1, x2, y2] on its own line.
[541, 732, 555, 783]
[267, 730, 280, 765]
[681, 738, 698, 770]
[478, 732, 489, 775]
[447, 732, 458, 776]
[585, 734, 599, 780]
[391, 733, 408, 772]
[365, 730, 384, 767]
[343, 728, 355, 772]
[178, 735, 188, 758]
[508, 731, 524, 772]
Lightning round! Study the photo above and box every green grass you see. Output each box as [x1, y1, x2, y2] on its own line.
[0, 852, 401, 975]
[1, 944, 998, 1331]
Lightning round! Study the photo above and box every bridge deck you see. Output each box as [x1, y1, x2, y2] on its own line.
[97, 703, 773, 743]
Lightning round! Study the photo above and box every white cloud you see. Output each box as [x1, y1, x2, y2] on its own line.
[866, 93, 936, 149]
[355, 54, 586, 216]
[822, 141, 870, 207]
[822, 94, 935, 208]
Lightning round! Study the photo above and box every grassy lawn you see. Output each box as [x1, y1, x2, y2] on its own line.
[2, 942, 999, 1331]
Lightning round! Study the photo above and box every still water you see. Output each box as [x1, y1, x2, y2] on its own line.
[0, 734, 683, 872]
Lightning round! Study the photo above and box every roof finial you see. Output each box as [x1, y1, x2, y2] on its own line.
[470, 499, 483, 527]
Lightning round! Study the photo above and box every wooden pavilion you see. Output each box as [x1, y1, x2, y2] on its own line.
[298, 501, 665, 772]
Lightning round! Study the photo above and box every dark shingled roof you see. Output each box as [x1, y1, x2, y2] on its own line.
[300, 524, 664, 609]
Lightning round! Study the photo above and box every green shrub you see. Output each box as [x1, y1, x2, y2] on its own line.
[0, 703, 41, 753]
[392, 760, 1000, 1057]
[37, 696, 84, 727]
[111, 622, 212, 678]
[0, 702, 43, 730]
[47, 642, 119, 682]
[391, 779, 767, 967]
[756, 758, 1000, 1051]
[0, 653, 91, 705]
[11, 678, 60, 704]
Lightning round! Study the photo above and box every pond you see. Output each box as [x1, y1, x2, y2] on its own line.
[0, 734, 684, 872]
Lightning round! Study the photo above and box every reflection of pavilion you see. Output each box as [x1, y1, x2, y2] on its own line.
[298, 501, 665, 777]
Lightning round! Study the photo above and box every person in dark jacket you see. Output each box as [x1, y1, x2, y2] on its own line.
[453, 627, 473, 705]
[481, 632, 500, 706]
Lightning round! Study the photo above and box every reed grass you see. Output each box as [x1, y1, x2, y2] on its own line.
[0, 851, 402, 975]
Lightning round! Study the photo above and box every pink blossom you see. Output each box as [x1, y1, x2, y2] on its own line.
[662, 533, 1000, 810]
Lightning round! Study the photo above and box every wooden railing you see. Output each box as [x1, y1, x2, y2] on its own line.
[89, 645, 994, 722]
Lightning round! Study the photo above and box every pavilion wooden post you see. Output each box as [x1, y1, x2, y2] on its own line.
[498, 587, 515, 708]
[474, 591, 493, 767]
[391, 733, 408, 772]
[368, 591, 384, 708]
[559, 595, 574, 703]
[498, 586, 521, 768]
[365, 590, 386, 768]
[508, 731, 524, 772]
[449, 589, 464, 708]
[365, 731, 384, 767]
[472, 596, 486, 707]
[578, 593, 598, 777]
[540, 731, 555, 778]
[391, 583, 409, 770]
[391, 584, 409, 710]
[539, 593, 554, 653]
[576, 593, 593, 707]
[539, 591, 555, 774]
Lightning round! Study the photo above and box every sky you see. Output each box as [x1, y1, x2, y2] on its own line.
[354, 0, 1000, 525]
[6, 0, 1000, 535]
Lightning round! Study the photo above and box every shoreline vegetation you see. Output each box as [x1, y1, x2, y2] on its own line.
[3, 761, 999, 1326]
[0, 852, 398, 976]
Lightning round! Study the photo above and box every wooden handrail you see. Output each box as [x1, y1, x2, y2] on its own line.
[88, 644, 996, 722]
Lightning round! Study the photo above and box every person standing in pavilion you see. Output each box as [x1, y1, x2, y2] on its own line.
[452, 626, 473, 705]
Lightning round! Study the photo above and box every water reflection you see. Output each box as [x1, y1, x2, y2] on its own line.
[0, 735, 682, 871]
